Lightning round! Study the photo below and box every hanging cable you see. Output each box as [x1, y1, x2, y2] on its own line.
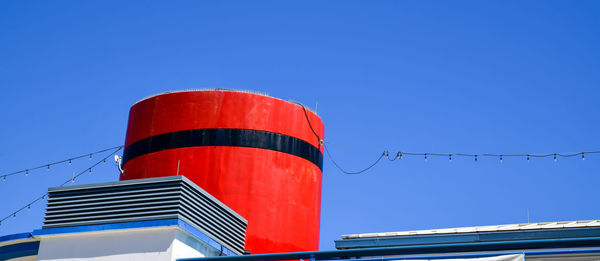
[386, 151, 400, 161]
[0, 146, 123, 227]
[324, 145, 385, 175]
[292, 103, 386, 174]
[293, 102, 323, 148]
[0, 146, 122, 182]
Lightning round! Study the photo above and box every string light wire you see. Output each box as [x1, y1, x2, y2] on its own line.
[325, 141, 599, 160]
[324, 141, 599, 174]
[0, 146, 123, 227]
[291, 102, 599, 174]
[294, 102, 386, 174]
[294, 102, 323, 148]
[324, 145, 385, 175]
[400, 151, 596, 160]
[0, 146, 122, 181]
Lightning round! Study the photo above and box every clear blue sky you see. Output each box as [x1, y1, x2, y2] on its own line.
[1, 0, 599, 250]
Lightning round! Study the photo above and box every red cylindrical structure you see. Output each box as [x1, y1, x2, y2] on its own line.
[120, 90, 324, 254]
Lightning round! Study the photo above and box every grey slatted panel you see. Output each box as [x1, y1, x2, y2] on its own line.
[45, 196, 183, 211]
[45, 200, 182, 214]
[42, 176, 247, 255]
[178, 180, 247, 223]
[179, 210, 245, 252]
[48, 180, 182, 197]
[178, 199, 245, 251]
[44, 187, 183, 225]
[178, 214, 245, 254]
[179, 181, 247, 250]
[180, 187, 247, 232]
[179, 195, 245, 239]
[181, 183, 247, 230]
[180, 182, 247, 224]
[46, 191, 183, 205]
[179, 195, 246, 243]
[47, 187, 178, 202]
[46, 204, 181, 219]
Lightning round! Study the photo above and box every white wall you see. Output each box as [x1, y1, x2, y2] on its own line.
[37, 226, 218, 261]
[172, 229, 223, 260]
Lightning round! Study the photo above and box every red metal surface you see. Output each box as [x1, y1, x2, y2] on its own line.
[121, 90, 324, 254]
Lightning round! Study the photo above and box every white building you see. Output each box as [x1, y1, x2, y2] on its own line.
[2, 176, 600, 261]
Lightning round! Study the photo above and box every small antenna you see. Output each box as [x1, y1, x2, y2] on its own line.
[176, 160, 181, 176]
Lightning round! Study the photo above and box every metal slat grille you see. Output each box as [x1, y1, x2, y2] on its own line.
[43, 176, 248, 255]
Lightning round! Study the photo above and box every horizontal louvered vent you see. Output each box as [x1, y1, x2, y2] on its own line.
[43, 176, 247, 255]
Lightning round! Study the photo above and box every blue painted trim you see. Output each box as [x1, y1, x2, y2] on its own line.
[318, 248, 600, 261]
[327, 252, 521, 260]
[0, 232, 33, 243]
[335, 227, 600, 249]
[33, 219, 180, 236]
[178, 236, 600, 261]
[0, 241, 39, 260]
[527, 248, 600, 256]
[33, 218, 237, 256]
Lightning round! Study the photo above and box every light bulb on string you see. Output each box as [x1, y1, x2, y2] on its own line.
[89, 168, 92, 173]
[424, 153, 428, 162]
[25, 169, 28, 176]
[499, 155, 503, 164]
[474, 155, 478, 162]
[449, 154, 452, 163]
[399, 152, 403, 160]
[582, 152, 585, 161]
[89, 154, 92, 159]
[69, 159, 72, 166]
[527, 155, 530, 162]
[27, 205, 30, 210]
[554, 153, 557, 162]
[47, 164, 50, 171]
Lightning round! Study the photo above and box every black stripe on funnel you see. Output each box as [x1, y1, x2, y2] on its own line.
[122, 128, 323, 170]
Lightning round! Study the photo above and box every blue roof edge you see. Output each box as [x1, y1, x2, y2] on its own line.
[0, 241, 39, 260]
[32, 218, 237, 256]
[179, 249, 600, 261]
[179, 236, 600, 261]
[33, 218, 180, 236]
[0, 232, 34, 243]
[335, 226, 600, 249]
